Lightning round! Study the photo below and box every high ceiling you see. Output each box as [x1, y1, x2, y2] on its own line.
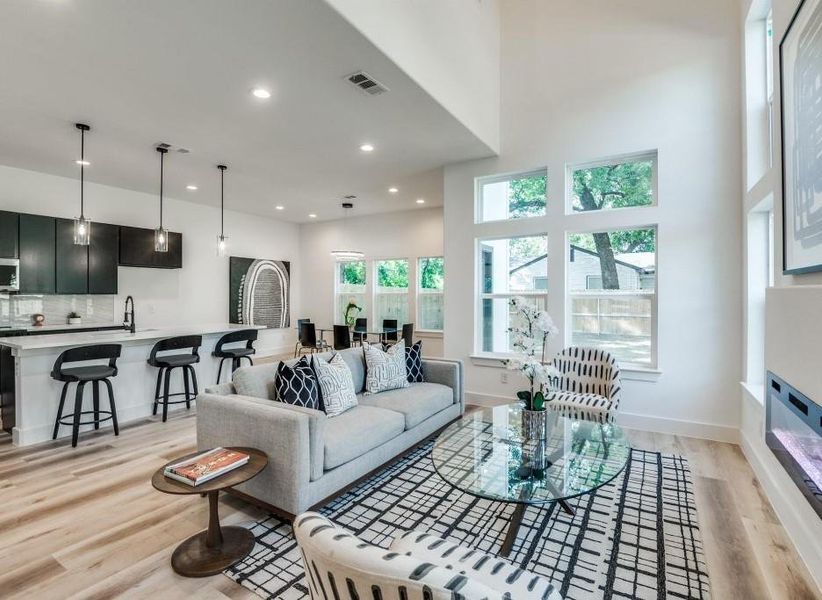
[0, 0, 494, 222]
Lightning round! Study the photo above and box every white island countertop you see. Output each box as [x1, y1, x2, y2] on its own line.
[0, 323, 266, 353]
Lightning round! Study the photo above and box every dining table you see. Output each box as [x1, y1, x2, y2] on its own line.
[296, 325, 399, 345]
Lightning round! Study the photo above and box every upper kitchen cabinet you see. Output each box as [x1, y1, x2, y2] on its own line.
[18, 214, 56, 294]
[119, 226, 182, 269]
[0, 211, 19, 259]
[88, 222, 119, 294]
[56, 218, 89, 294]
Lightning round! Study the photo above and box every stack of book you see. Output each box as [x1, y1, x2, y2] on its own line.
[163, 447, 250, 486]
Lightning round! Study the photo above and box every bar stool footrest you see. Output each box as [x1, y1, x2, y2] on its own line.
[57, 411, 114, 427]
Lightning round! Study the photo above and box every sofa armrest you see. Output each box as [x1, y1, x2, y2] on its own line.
[204, 382, 236, 395]
[196, 393, 323, 514]
[422, 358, 464, 413]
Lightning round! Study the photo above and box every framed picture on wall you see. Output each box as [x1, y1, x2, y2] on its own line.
[781, 0, 822, 274]
[229, 256, 291, 328]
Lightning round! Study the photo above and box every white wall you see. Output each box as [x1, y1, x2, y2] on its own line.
[0, 164, 300, 355]
[444, 0, 743, 440]
[324, 0, 501, 154]
[299, 207, 444, 356]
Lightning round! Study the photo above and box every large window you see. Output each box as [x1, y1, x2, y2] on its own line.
[478, 235, 548, 353]
[375, 259, 409, 326]
[477, 170, 547, 223]
[568, 227, 657, 367]
[335, 260, 366, 325]
[418, 257, 444, 331]
[568, 153, 656, 213]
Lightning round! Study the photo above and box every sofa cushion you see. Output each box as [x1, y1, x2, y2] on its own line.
[357, 382, 453, 430]
[363, 341, 409, 394]
[312, 353, 358, 418]
[405, 340, 424, 383]
[232, 363, 277, 400]
[275, 356, 320, 410]
[324, 405, 405, 470]
[305, 347, 365, 394]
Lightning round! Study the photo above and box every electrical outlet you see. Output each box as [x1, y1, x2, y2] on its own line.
[500, 371, 508, 384]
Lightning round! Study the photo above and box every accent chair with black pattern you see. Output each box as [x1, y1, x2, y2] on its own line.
[293, 512, 563, 600]
[549, 347, 622, 424]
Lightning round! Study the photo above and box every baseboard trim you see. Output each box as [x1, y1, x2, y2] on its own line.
[465, 391, 740, 443]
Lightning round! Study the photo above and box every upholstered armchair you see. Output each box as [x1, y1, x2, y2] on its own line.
[549, 346, 622, 423]
[294, 512, 563, 600]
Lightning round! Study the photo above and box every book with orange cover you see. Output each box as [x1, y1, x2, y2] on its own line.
[163, 447, 249, 486]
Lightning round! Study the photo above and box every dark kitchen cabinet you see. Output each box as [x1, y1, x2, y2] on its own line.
[88, 222, 119, 294]
[18, 214, 55, 294]
[119, 226, 182, 269]
[56, 218, 89, 294]
[0, 211, 19, 258]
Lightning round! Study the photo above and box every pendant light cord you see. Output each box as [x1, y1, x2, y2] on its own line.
[79, 128, 85, 219]
[221, 167, 224, 237]
[159, 150, 164, 228]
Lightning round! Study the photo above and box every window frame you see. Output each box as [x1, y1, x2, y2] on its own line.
[475, 167, 548, 224]
[564, 224, 659, 370]
[417, 256, 445, 332]
[373, 257, 411, 328]
[565, 150, 659, 216]
[474, 233, 549, 356]
[333, 259, 368, 326]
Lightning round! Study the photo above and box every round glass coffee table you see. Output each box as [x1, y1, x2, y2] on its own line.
[432, 404, 630, 556]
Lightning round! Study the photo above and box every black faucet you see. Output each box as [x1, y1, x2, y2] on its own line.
[123, 296, 135, 333]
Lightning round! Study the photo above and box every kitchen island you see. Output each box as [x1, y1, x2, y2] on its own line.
[0, 324, 265, 446]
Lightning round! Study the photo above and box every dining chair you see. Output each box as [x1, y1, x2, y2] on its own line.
[333, 325, 351, 350]
[296, 322, 327, 357]
[293, 318, 311, 357]
[353, 318, 367, 346]
[382, 319, 398, 343]
[402, 323, 414, 347]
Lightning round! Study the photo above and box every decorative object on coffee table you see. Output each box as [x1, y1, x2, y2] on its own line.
[67, 311, 82, 325]
[503, 296, 560, 439]
[152, 446, 267, 577]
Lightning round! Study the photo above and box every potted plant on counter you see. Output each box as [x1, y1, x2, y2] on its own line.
[504, 296, 560, 439]
[67, 311, 82, 325]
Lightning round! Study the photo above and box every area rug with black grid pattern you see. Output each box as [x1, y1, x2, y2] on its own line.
[224, 442, 711, 599]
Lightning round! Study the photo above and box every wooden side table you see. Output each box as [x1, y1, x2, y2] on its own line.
[152, 446, 268, 577]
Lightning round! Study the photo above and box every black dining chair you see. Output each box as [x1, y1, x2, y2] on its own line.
[51, 344, 121, 447]
[147, 335, 202, 422]
[213, 328, 258, 384]
[333, 325, 351, 350]
[293, 318, 311, 357]
[402, 323, 415, 347]
[296, 322, 328, 356]
[383, 319, 399, 343]
[352, 318, 368, 346]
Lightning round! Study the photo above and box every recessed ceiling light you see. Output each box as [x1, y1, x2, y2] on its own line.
[388, 187, 398, 193]
[308, 213, 317, 218]
[251, 87, 271, 99]
[359, 143, 374, 152]
[75, 160, 90, 166]
[186, 184, 198, 191]
[416, 198, 425, 204]
[275, 205, 284, 210]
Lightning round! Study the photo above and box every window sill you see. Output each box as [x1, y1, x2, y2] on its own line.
[416, 330, 443, 338]
[469, 353, 661, 381]
[740, 381, 765, 406]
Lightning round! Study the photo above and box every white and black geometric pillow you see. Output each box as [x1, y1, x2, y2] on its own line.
[405, 341, 423, 383]
[274, 357, 319, 410]
[363, 341, 410, 394]
[312, 353, 358, 417]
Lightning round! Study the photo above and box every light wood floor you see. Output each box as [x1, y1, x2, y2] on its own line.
[0, 408, 819, 600]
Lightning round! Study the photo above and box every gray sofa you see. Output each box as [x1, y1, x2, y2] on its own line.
[197, 347, 464, 516]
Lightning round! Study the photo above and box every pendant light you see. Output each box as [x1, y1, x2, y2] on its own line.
[330, 202, 364, 260]
[154, 146, 169, 252]
[73, 123, 91, 246]
[216, 164, 228, 257]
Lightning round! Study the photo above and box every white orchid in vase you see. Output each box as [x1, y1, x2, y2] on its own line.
[503, 297, 560, 412]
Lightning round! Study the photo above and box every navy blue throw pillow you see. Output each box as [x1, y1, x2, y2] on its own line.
[275, 356, 320, 410]
[405, 341, 423, 383]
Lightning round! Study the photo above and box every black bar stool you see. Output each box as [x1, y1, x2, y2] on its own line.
[51, 344, 121, 447]
[148, 335, 201, 422]
[213, 329, 258, 384]
[293, 318, 311, 357]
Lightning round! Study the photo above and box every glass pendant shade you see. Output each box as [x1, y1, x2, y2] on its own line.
[216, 234, 229, 257]
[155, 226, 168, 252]
[73, 217, 91, 246]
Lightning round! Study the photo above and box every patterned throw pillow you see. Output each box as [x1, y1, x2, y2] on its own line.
[405, 340, 423, 383]
[274, 357, 319, 410]
[312, 353, 358, 417]
[363, 341, 410, 394]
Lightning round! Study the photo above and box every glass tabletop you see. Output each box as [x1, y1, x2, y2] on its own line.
[432, 403, 630, 505]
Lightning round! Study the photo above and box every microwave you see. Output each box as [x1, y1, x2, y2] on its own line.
[0, 258, 19, 292]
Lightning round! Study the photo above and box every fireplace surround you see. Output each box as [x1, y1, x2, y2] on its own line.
[765, 372, 822, 518]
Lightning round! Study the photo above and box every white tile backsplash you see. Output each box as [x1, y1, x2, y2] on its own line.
[0, 295, 116, 328]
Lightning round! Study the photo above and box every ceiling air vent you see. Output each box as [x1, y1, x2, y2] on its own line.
[345, 71, 389, 96]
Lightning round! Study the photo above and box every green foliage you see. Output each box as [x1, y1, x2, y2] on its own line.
[508, 174, 547, 218]
[340, 261, 365, 286]
[377, 259, 408, 288]
[419, 257, 444, 290]
[572, 160, 652, 212]
[570, 228, 655, 255]
[343, 301, 361, 327]
[509, 236, 547, 271]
